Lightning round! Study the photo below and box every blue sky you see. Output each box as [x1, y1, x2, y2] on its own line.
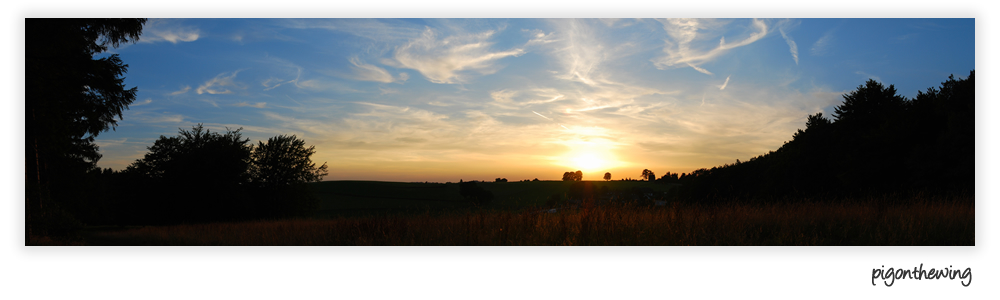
[92, 18, 975, 182]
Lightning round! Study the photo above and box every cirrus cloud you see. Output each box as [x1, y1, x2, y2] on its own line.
[140, 19, 200, 44]
[197, 70, 244, 95]
[349, 57, 408, 83]
[652, 18, 768, 75]
[389, 28, 526, 84]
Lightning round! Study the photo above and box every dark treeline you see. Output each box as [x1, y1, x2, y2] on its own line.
[661, 72, 974, 203]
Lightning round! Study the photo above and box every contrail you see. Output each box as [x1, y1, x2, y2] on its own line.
[533, 110, 569, 130]
[532, 110, 552, 121]
[719, 75, 731, 90]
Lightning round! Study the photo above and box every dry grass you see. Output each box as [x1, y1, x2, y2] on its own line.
[81, 198, 974, 246]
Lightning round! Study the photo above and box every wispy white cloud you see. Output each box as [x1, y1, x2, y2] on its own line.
[168, 86, 191, 95]
[549, 19, 607, 86]
[348, 56, 407, 83]
[258, 56, 307, 91]
[532, 111, 553, 121]
[140, 19, 200, 44]
[489, 88, 570, 110]
[625, 86, 844, 169]
[719, 75, 731, 90]
[523, 29, 557, 45]
[688, 64, 714, 76]
[811, 30, 834, 56]
[234, 102, 267, 108]
[201, 99, 219, 108]
[389, 28, 526, 84]
[129, 112, 186, 123]
[94, 138, 128, 148]
[490, 89, 517, 103]
[598, 18, 637, 28]
[289, 78, 367, 94]
[132, 98, 153, 106]
[197, 70, 243, 95]
[282, 19, 423, 44]
[487, 19, 676, 135]
[652, 19, 768, 75]
[778, 27, 799, 65]
[261, 102, 568, 170]
[352, 102, 449, 125]
[530, 111, 568, 130]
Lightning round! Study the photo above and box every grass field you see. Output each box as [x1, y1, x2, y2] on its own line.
[310, 180, 673, 217]
[41, 180, 974, 246]
[79, 197, 974, 246]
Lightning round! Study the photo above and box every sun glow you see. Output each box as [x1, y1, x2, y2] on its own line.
[550, 126, 628, 177]
[557, 148, 623, 177]
[572, 152, 606, 172]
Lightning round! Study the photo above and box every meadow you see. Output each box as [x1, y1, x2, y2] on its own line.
[309, 180, 673, 216]
[72, 181, 974, 246]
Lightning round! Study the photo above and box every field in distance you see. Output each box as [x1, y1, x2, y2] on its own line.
[311, 180, 674, 217]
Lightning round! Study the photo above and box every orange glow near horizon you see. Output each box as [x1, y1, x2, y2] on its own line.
[551, 131, 628, 176]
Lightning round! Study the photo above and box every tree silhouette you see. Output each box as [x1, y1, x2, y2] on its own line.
[127, 124, 252, 183]
[833, 79, 907, 129]
[604, 172, 612, 181]
[26, 18, 146, 241]
[642, 169, 655, 181]
[563, 171, 583, 181]
[123, 124, 253, 222]
[250, 135, 328, 188]
[247, 135, 329, 218]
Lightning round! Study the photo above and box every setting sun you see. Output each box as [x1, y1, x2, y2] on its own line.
[572, 152, 606, 172]
[558, 148, 624, 176]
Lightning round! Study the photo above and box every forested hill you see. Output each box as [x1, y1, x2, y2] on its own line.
[666, 71, 974, 202]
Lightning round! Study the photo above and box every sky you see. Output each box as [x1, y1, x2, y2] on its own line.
[91, 18, 975, 182]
